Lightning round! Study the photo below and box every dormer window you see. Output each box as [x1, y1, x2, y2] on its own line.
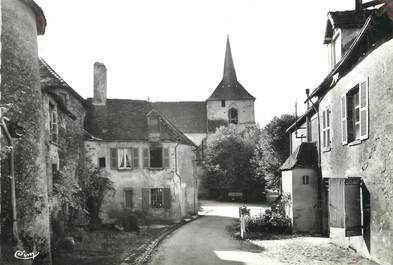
[148, 116, 160, 133]
[329, 30, 342, 70]
[228, 108, 238, 124]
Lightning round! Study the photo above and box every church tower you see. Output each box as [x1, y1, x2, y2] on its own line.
[206, 36, 255, 132]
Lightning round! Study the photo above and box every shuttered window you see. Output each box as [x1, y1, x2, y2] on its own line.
[322, 108, 331, 149]
[163, 148, 170, 168]
[110, 148, 118, 169]
[143, 148, 150, 168]
[345, 178, 362, 237]
[329, 178, 345, 228]
[132, 148, 139, 168]
[341, 95, 348, 145]
[141, 188, 171, 210]
[359, 80, 369, 140]
[142, 188, 150, 211]
[124, 189, 133, 208]
[118, 148, 132, 169]
[163, 188, 171, 209]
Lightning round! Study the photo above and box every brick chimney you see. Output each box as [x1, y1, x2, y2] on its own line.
[93, 62, 107, 105]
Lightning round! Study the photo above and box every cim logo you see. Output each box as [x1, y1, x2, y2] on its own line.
[14, 250, 40, 260]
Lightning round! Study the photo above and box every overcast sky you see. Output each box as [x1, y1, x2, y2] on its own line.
[35, 0, 357, 126]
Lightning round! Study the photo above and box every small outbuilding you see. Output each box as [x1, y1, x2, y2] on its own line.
[280, 142, 319, 233]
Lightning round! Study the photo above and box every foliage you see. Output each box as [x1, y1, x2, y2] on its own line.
[251, 114, 297, 189]
[77, 154, 115, 226]
[245, 209, 291, 233]
[202, 124, 262, 197]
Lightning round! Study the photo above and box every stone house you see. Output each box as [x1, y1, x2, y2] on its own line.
[283, 1, 393, 264]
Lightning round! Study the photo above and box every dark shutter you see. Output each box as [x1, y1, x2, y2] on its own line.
[143, 148, 150, 168]
[132, 148, 139, 169]
[163, 148, 170, 168]
[163, 188, 171, 209]
[329, 178, 345, 228]
[125, 189, 133, 208]
[142, 188, 150, 211]
[345, 178, 362, 237]
[110, 148, 118, 169]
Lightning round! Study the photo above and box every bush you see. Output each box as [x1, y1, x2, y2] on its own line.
[245, 209, 291, 234]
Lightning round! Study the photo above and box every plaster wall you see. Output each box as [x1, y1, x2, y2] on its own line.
[85, 141, 197, 223]
[319, 38, 393, 265]
[206, 100, 255, 124]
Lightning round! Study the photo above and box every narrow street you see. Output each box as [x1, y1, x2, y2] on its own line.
[148, 200, 378, 265]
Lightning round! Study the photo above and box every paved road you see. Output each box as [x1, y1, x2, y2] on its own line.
[148, 200, 274, 265]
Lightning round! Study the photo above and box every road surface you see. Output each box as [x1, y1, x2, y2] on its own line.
[148, 200, 273, 265]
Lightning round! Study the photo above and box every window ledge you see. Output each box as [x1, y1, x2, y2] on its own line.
[322, 146, 332, 153]
[348, 140, 362, 147]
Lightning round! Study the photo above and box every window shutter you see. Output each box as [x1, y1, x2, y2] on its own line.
[142, 188, 150, 211]
[329, 178, 345, 228]
[163, 188, 171, 209]
[359, 79, 369, 140]
[345, 178, 362, 237]
[124, 189, 133, 208]
[341, 94, 348, 145]
[143, 148, 150, 168]
[110, 148, 118, 169]
[163, 148, 170, 168]
[132, 148, 139, 169]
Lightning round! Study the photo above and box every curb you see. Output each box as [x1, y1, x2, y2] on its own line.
[120, 215, 201, 265]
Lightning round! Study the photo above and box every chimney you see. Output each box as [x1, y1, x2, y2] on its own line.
[355, 0, 363, 13]
[93, 62, 107, 105]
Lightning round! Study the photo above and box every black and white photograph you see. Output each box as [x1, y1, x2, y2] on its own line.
[0, 0, 392, 264]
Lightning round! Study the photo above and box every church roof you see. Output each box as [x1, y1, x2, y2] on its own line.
[152, 101, 207, 134]
[207, 37, 255, 101]
[84, 98, 195, 146]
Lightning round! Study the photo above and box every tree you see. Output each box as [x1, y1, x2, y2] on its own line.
[251, 114, 297, 189]
[202, 125, 262, 199]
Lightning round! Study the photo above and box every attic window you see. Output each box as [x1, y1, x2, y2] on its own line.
[148, 116, 160, 133]
[329, 30, 342, 70]
[221, 100, 226, 107]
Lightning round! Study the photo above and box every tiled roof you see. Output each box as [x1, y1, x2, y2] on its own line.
[207, 37, 255, 101]
[84, 99, 195, 146]
[152, 101, 207, 133]
[39, 58, 86, 104]
[280, 142, 318, 171]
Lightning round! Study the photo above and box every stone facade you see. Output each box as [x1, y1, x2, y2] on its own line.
[206, 99, 255, 126]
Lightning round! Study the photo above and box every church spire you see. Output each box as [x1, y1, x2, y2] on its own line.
[223, 35, 237, 82]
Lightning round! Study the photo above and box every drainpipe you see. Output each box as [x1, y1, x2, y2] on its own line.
[2, 121, 20, 245]
[305, 89, 324, 234]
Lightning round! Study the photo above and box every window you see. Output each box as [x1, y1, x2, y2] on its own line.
[49, 103, 58, 143]
[150, 188, 164, 208]
[221, 100, 226, 107]
[143, 147, 170, 169]
[98, 157, 106, 168]
[228, 108, 238, 124]
[148, 116, 160, 133]
[329, 30, 342, 70]
[118, 149, 132, 169]
[110, 148, 139, 170]
[322, 108, 331, 149]
[124, 189, 133, 208]
[302, 175, 309, 185]
[142, 188, 171, 210]
[341, 80, 369, 144]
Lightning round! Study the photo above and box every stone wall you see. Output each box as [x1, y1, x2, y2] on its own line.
[1, 0, 51, 263]
[85, 141, 197, 223]
[206, 99, 255, 125]
[319, 38, 393, 265]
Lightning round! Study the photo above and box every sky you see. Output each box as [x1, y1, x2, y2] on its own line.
[35, 0, 357, 126]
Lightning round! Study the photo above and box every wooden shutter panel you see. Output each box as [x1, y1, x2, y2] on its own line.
[345, 178, 362, 237]
[163, 148, 170, 168]
[110, 148, 118, 169]
[329, 178, 345, 228]
[341, 95, 348, 145]
[142, 188, 150, 211]
[132, 148, 139, 169]
[359, 80, 369, 140]
[163, 188, 171, 209]
[143, 148, 150, 168]
[125, 189, 133, 208]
